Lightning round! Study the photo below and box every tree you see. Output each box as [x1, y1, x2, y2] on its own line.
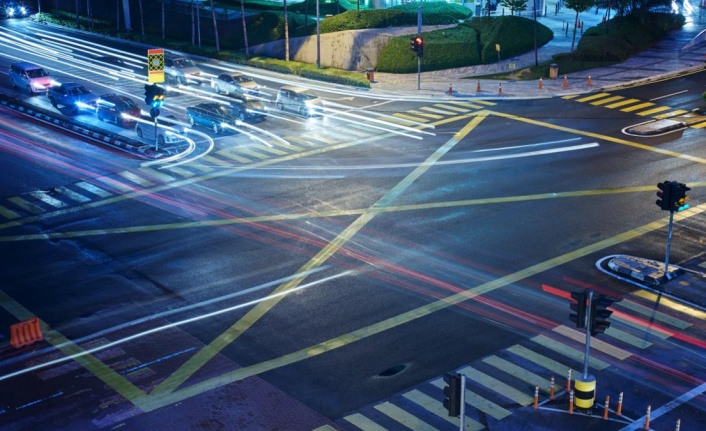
[138, 0, 145, 36]
[87, 0, 93, 29]
[241, 0, 249, 57]
[284, 0, 289, 61]
[500, 0, 528, 15]
[565, 0, 595, 52]
[209, 0, 220, 52]
[161, 0, 165, 39]
[75, 0, 79, 27]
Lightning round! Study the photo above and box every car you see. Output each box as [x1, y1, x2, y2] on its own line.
[47, 83, 98, 115]
[211, 72, 259, 97]
[2, 2, 30, 18]
[96, 94, 141, 127]
[185, 102, 240, 134]
[229, 98, 266, 122]
[135, 117, 185, 147]
[275, 86, 324, 117]
[164, 55, 203, 86]
[9, 62, 52, 94]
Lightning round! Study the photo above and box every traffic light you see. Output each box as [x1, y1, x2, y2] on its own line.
[442, 372, 461, 417]
[656, 181, 673, 211]
[153, 85, 166, 108]
[410, 36, 423, 56]
[590, 295, 615, 337]
[144, 83, 156, 106]
[569, 290, 588, 329]
[672, 182, 691, 212]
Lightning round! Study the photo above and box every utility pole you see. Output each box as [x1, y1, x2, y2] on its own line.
[417, 6, 421, 90]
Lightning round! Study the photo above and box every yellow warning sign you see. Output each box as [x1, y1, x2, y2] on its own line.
[147, 48, 165, 84]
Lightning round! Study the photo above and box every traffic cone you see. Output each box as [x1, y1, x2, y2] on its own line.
[539, 77, 543, 90]
[563, 75, 568, 88]
[448, 84, 453, 96]
[498, 83, 502, 95]
[477, 80, 481, 92]
[587, 75, 592, 86]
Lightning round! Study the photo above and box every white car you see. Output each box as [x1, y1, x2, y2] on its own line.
[135, 120, 184, 146]
[164, 55, 203, 86]
[211, 72, 259, 97]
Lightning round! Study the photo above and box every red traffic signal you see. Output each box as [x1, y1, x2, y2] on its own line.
[410, 35, 424, 56]
[656, 181, 673, 211]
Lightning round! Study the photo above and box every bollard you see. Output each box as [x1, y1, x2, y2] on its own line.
[448, 84, 453, 96]
[477, 80, 481, 92]
[563, 75, 568, 88]
[539, 77, 543, 90]
[644, 405, 651, 430]
[550, 376, 555, 400]
[567, 369, 572, 391]
[617, 392, 623, 416]
[675, 418, 680, 430]
[534, 385, 539, 409]
[587, 75, 592, 86]
[603, 395, 610, 420]
[498, 83, 502, 95]
[569, 391, 574, 414]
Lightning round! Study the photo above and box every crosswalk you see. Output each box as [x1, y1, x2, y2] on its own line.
[338, 292, 698, 431]
[0, 101, 493, 223]
[563, 92, 706, 127]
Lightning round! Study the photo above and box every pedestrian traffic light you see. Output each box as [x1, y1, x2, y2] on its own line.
[410, 37, 417, 52]
[413, 35, 424, 57]
[656, 181, 675, 211]
[672, 182, 691, 212]
[569, 290, 588, 329]
[590, 295, 615, 337]
[442, 372, 461, 417]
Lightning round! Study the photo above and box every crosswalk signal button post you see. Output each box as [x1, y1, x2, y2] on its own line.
[442, 372, 461, 417]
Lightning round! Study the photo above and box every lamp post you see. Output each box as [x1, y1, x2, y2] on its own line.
[316, 0, 320, 69]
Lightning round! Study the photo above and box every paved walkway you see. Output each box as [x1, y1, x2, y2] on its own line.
[369, 3, 706, 98]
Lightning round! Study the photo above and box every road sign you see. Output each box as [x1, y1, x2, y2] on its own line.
[148, 48, 165, 84]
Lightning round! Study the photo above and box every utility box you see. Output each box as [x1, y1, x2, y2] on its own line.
[549, 63, 559, 79]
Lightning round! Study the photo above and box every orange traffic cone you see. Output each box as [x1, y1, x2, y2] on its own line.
[587, 75, 592, 86]
[562, 75, 568, 88]
[476, 80, 481, 92]
[539, 77, 543, 90]
[498, 83, 502, 95]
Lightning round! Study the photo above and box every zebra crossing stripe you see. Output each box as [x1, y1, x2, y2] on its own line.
[619, 299, 691, 329]
[435, 104, 473, 113]
[633, 290, 706, 320]
[620, 102, 655, 112]
[165, 166, 196, 177]
[605, 98, 641, 108]
[138, 167, 176, 183]
[590, 96, 624, 106]
[654, 110, 689, 119]
[343, 413, 387, 431]
[266, 139, 304, 152]
[419, 106, 460, 115]
[248, 144, 288, 156]
[7, 197, 45, 214]
[54, 186, 91, 203]
[302, 132, 337, 145]
[456, 100, 495, 106]
[531, 334, 610, 370]
[409, 110, 444, 119]
[506, 345, 580, 378]
[403, 389, 484, 430]
[29, 191, 67, 208]
[604, 326, 653, 349]
[75, 181, 112, 198]
[459, 366, 534, 406]
[202, 155, 234, 167]
[188, 164, 214, 173]
[635, 106, 671, 116]
[233, 147, 271, 160]
[373, 401, 437, 431]
[576, 93, 612, 103]
[612, 314, 672, 339]
[688, 120, 706, 129]
[430, 379, 512, 420]
[393, 112, 431, 122]
[311, 426, 338, 431]
[482, 355, 553, 393]
[118, 171, 154, 187]
[92, 176, 135, 192]
[283, 135, 319, 147]
[552, 325, 632, 360]
[0, 205, 20, 219]
[215, 149, 251, 163]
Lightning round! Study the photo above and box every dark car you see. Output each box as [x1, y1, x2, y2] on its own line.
[229, 98, 266, 123]
[96, 94, 141, 127]
[185, 102, 239, 134]
[47, 83, 98, 115]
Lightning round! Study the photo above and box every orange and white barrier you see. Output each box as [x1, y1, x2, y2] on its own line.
[10, 317, 43, 348]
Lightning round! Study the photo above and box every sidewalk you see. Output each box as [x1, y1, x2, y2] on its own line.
[369, 3, 706, 99]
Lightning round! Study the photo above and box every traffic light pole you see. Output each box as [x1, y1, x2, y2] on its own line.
[582, 290, 593, 379]
[459, 375, 466, 431]
[417, 7, 422, 91]
[664, 210, 674, 277]
[153, 117, 159, 152]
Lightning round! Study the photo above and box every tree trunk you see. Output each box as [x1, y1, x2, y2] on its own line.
[241, 0, 249, 56]
[191, 1, 195, 45]
[570, 11, 578, 52]
[116, 0, 120, 31]
[139, 0, 145, 36]
[284, 0, 289, 61]
[209, 0, 220, 52]
[161, 0, 165, 39]
[75, 0, 80, 27]
[87, 0, 93, 29]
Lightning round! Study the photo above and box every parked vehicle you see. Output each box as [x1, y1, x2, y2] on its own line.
[275, 86, 324, 117]
[135, 117, 184, 147]
[9, 62, 52, 94]
[211, 72, 259, 97]
[96, 94, 141, 127]
[164, 55, 203, 86]
[229, 98, 266, 123]
[185, 103, 240, 134]
[47, 83, 98, 114]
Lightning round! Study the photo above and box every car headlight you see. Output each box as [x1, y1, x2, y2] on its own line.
[19, 6, 26, 15]
[76, 101, 94, 110]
